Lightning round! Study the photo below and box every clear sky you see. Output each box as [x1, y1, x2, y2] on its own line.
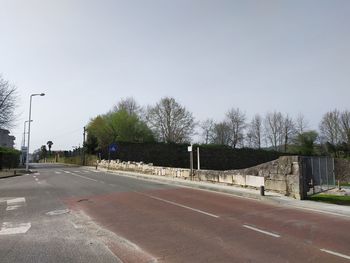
[1, 0, 349, 152]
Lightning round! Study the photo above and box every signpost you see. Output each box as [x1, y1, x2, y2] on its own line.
[108, 143, 118, 170]
[188, 144, 193, 180]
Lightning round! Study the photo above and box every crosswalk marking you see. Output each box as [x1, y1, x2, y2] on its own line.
[0, 197, 31, 235]
[0, 222, 31, 235]
[6, 197, 26, 211]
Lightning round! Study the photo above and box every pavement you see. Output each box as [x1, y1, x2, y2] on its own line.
[0, 163, 350, 262]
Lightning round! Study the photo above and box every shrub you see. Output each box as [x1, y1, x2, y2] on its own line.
[100, 142, 288, 170]
[0, 147, 20, 169]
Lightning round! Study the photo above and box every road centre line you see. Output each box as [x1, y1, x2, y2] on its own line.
[243, 224, 280, 238]
[68, 172, 99, 182]
[140, 193, 219, 218]
[320, 249, 350, 260]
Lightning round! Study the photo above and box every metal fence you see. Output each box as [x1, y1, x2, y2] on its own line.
[301, 156, 336, 196]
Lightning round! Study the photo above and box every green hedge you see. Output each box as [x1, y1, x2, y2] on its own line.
[102, 142, 288, 171]
[0, 147, 20, 170]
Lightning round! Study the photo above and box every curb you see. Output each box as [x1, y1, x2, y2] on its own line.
[92, 167, 281, 204]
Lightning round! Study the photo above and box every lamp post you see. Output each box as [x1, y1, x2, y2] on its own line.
[26, 93, 45, 171]
[22, 120, 33, 165]
[23, 120, 33, 148]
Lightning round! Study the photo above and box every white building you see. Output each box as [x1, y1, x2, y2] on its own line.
[0, 129, 15, 148]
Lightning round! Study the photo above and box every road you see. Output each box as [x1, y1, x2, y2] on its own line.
[0, 163, 350, 262]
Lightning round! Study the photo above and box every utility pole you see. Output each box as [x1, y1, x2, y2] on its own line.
[197, 147, 200, 170]
[83, 126, 86, 165]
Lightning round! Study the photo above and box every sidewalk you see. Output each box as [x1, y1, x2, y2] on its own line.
[0, 168, 28, 179]
[87, 166, 350, 219]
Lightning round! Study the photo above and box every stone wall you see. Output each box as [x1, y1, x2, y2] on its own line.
[98, 156, 303, 199]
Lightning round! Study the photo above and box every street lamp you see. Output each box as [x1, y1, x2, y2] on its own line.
[23, 120, 33, 148]
[26, 93, 45, 171]
[22, 120, 33, 165]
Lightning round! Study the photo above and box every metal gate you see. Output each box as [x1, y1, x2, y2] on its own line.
[301, 156, 336, 196]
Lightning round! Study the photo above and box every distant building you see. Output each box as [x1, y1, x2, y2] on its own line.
[0, 129, 16, 148]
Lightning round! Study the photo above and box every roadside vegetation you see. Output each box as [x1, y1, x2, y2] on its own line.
[0, 147, 20, 170]
[309, 193, 350, 206]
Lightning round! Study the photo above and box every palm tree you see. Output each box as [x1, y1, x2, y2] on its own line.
[47, 141, 53, 155]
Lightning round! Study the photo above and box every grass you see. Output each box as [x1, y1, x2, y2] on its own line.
[340, 182, 350, 187]
[309, 194, 350, 206]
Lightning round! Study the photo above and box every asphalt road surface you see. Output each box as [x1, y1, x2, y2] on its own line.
[0, 163, 350, 262]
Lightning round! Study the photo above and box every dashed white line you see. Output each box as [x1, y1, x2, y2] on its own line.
[143, 194, 219, 218]
[70, 173, 98, 182]
[0, 222, 31, 235]
[63, 171, 71, 174]
[243, 224, 280, 238]
[35, 178, 39, 182]
[55, 171, 61, 174]
[320, 249, 350, 260]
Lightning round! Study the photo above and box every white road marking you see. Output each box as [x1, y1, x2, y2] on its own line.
[0, 222, 31, 235]
[243, 224, 280, 238]
[63, 171, 71, 174]
[34, 173, 40, 176]
[74, 170, 81, 173]
[70, 173, 98, 182]
[35, 178, 39, 182]
[292, 206, 350, 219]
[6, 197, 26, 211]
[320, 249, 350, 260]
[55, 171, 61, 174]
[144, 194, 219, 218]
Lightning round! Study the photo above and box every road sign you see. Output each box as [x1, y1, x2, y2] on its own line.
[109, 143, 118, 152]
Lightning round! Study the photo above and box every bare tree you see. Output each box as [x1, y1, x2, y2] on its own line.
[226, 108, 246, 148]
[264, 111, 284, 151]
[0, 76, 17, 129]
[200, 118, 214, 144]
[295, 113, 309, 134]
[211, 121, 231, 145]
[282, 114, 296, 152]
[247, 114, 262, 149]
[319, 109, 341, 145]
[112, 97, 141, 116]
[146, 97, 195, 143]
[340, 110, 350, 144]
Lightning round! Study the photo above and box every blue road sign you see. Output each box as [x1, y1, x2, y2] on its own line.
[109, 143, 118, 152]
